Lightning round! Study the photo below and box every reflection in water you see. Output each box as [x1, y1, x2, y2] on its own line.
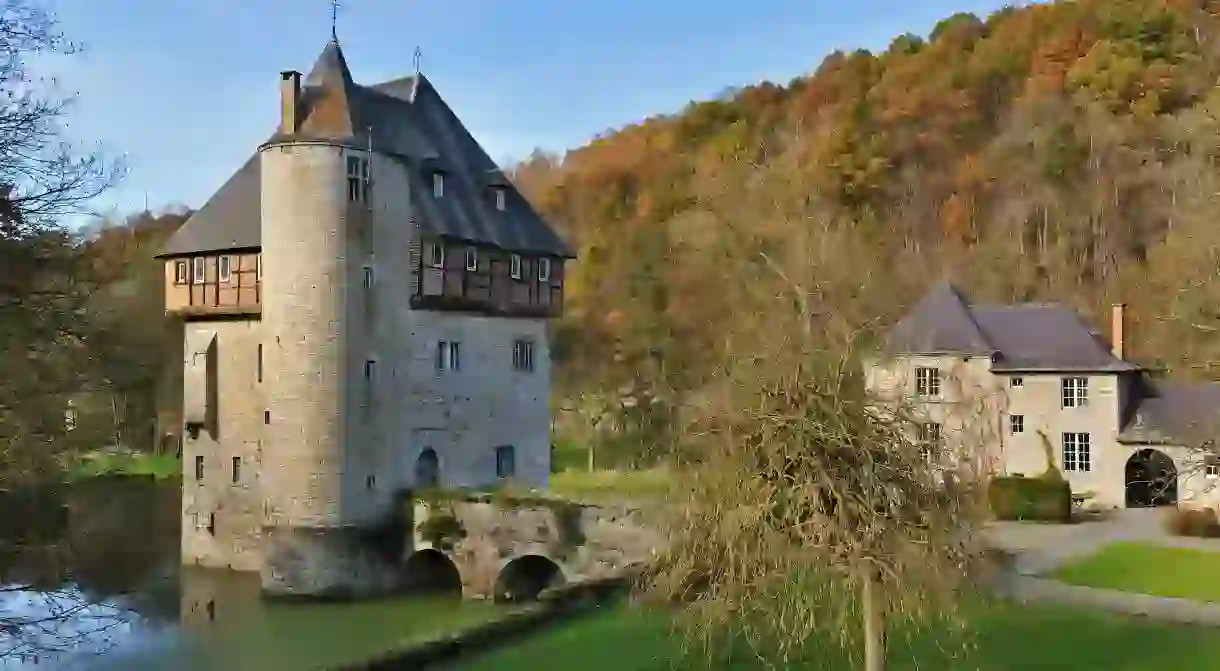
[0, 479, 506, 671]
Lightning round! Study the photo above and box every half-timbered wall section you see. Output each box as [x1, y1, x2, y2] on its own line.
[411, 236, 564, 318]
[165, 252, 262, 318]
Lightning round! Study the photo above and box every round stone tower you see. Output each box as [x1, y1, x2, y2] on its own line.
[256, 44, 394, 597]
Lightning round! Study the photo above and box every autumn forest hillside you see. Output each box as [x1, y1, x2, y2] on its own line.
[509, 0, 1220, 463]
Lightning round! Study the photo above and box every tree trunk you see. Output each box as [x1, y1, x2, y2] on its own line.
[863, 569, 886, 671]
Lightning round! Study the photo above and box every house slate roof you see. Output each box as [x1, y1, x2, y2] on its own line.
[882, 279, 1136, 373]
[158, 39, 572, 259]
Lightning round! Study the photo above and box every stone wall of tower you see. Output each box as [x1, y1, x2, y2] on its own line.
[180, 319, 265, 572]
[258, 142, 352, 529]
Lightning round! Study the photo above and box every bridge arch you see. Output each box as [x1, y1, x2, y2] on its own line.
[402, 548, 462, 594]
[494, 554, 565, 603]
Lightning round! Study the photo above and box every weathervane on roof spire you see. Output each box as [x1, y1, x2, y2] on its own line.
[413, 46, 422, 76]
[330, 0, 340, 42]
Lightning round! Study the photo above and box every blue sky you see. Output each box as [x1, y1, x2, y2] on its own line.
[42, 0, 1023, 221]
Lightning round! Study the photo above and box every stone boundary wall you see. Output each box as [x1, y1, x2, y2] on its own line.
[332, 575, 635, 671]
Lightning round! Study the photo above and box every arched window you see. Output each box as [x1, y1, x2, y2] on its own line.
[416, 448, 440, 487]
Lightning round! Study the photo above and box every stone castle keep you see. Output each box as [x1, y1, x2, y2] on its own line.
[156, 37, 576, 597]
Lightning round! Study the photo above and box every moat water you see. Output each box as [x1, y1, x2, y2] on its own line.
[0, 478, 505, 670]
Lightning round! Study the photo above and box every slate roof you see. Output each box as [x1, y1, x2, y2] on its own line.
[882, 280, 1136, 372]
[159, 39, 571, 258]
[1119, 378, 1220, 447]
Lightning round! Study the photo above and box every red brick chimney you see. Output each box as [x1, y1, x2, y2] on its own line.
[1111, 303, 1126, 360]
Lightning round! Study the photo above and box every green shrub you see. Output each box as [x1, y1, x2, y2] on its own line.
[989, 475, 1072, 522]
[1164, 507, 1220, 538]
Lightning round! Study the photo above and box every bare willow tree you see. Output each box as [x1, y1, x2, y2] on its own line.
[644, 143, 995, 670]
[0, 0, 122, 481]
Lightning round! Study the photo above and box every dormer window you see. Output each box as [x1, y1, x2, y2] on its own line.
[510, 254, 522, 280]
[427, 241, 445, 269]
[465, 247, 478, 272]
[493, 187, 507, 211]
[538, 257, 551, 282]
[432, 171, 444, 198]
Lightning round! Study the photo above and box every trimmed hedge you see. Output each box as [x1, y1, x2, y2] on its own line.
[989, 476, 1072, 522]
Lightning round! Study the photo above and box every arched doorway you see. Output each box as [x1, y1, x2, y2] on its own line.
[415, 448, 439, 488]
[1126, 448, 1178, 508]
[494, 555, 564, 603]
[402, 549, 462, 595]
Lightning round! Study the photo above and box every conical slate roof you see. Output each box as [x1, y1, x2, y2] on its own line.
[159, 39, 572, 258]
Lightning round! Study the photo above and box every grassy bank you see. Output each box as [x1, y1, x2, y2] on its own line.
[70, 450, 180, 480]
[1052, 541, 1220, 602]
[460, 598, 1220, 670]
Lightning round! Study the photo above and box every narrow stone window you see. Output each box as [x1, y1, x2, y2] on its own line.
[231, 456, 240, 484]
[347, 156, 370, 202]
[257, 344, 263, 383]
[207, 513, 216, 536]
[195, 455, 204, 481]
[495, 445, 516, 479]
[513, 339, 535, 372]
[264, 410, 271, 425]
[366, 475, 375, 490]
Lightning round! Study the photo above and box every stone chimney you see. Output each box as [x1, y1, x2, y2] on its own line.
[1111, 303, 1126, 360]
[280, 70, 301, 134]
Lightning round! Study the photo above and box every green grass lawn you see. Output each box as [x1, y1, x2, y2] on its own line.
[70, 450, 180, 480]
[459, 599, 1220, 670]
[1052, 541, 1220, 602]
[548, 468, 676, 504]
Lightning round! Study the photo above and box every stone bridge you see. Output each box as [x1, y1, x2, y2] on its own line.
[260, 491, 665, 602]
[406, 493, 663, 601]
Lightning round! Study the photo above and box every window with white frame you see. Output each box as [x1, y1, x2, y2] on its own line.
[538, 257, 552, 282]
[347, 156, 370, 202]
[436, 340, 460, 372]
[494, 187, 506, 211]
[432, 171, 444, 198]
[1010, 414, 1024, 435]
[1010, 376, 1024, 388]
[1061, 377, 1088, 408]
[915, 367, 941, 398]
[465, 247, 478, 271]
[174, 261, 188, 284]
[192, 257, 206, 284]
[917, 422, 942, 461]
[257, 254, 262, 281]
[218, 255, 232, 283]
[1062, 432, 1091, 472]
[427, 241, 445, 269]
[513, 339, 535, 372]
[510, 254, 522, 280]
